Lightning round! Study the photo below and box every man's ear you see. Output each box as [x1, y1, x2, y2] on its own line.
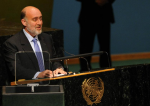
[21, 19, 27, 26]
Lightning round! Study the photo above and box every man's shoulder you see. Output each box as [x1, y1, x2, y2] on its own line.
[41, 32, 51, 36]
[4, 30, 23, 43]
[39, 32, 52, 39]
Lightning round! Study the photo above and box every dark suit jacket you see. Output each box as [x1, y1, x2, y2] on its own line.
[3, 30, 62, 81]
[77, 0, 115, 24]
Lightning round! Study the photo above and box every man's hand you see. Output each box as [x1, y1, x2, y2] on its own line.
[53, 68, 67, 75]
[37, 70, 53, 78]
[95, 0, 108, 6]
[37, 68, 67, 78]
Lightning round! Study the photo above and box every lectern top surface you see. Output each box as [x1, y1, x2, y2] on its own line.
[11, 68, 115, 86]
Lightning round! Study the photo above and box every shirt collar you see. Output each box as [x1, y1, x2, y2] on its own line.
[23, 29, 39, 42]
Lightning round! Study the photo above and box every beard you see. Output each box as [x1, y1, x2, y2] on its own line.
[26, 24, 42, 36]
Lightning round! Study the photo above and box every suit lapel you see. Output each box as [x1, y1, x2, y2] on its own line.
[38, 35, 51, 70]
[19, 30, 39, 71]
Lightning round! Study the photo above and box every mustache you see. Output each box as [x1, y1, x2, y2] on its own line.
[36, 25, 42, 28]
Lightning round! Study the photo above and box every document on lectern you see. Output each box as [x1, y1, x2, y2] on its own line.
[15, 51, 51, 85]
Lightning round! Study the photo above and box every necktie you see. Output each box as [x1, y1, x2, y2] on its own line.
[32, 38, 45, 72]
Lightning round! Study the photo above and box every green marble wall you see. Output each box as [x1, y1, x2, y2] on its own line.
[0, 0, 53, 27]
[61, 64, 150, 106]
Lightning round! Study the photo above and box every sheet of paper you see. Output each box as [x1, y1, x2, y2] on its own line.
[56, 74, 65, 77]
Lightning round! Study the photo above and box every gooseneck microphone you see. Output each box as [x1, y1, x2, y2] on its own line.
[61, 48, 91, 72]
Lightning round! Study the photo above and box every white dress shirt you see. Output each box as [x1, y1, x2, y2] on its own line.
[23, 29, 44, 79]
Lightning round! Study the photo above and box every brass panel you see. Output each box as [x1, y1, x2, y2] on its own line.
[82, 77, 104, 106]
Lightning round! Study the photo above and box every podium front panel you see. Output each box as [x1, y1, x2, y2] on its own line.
[2, 85, 64, 106]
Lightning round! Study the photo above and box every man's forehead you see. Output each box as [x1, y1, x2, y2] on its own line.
[27, 10, 42, 19]
[23, 6, 42, 18]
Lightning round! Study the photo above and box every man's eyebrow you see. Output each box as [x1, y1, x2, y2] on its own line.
[32, 17, 38, 20]
[33, 16, 42, 18]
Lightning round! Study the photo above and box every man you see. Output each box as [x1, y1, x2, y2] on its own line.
[77, 0, 115, 71]
[3, 6, 66, 81]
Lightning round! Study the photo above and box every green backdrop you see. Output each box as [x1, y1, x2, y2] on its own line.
[0, 0, 53, 27]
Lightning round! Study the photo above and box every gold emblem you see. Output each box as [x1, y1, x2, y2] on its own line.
[82, 77, 104, 106]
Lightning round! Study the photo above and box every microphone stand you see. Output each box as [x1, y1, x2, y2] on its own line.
[50, 51, 108, 74]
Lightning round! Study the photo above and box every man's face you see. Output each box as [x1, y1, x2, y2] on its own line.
[23, 8, 43, 37]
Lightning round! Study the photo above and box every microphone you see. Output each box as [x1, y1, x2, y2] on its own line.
[50, 49, 109, 71]
[61, 48, 91, 72]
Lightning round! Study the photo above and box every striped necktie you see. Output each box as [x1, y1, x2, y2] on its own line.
[32, 38, 45, 72]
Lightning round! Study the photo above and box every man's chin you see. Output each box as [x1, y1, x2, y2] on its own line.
[35, 30, 42, 35]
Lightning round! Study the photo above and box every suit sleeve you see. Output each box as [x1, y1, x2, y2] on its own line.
[2, 40, 37, 80]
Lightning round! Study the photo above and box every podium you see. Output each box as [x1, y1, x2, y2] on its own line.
[2, 85, 64, 106]
[9, 68, 115, 106]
